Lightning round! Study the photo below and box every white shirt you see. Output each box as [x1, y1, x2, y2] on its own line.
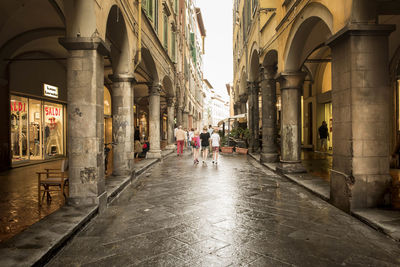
[210, 133, 220, 147]
[188, 131, 194, 141]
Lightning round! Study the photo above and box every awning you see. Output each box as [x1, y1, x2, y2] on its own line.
[218, 113, 247, 126]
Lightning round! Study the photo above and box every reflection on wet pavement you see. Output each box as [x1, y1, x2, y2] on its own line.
[302, 151, 332, 182]
[48, 153, 400, 266]
[0, 160, 66, 243]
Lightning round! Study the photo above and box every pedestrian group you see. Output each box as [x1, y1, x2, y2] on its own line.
[174, 125, 220, 166]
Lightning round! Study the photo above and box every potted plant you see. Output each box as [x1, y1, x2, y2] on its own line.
[220, 136, 233, 153]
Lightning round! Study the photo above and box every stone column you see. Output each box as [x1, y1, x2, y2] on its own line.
[0, 78, 10, 171]
[183, 111, 189, 129]
[277, 72, 306, 174]
[166, 97, 176, 149]
[176, 106, 183, 126]
[239, 94, 248, 114]
[327, 24, 394, 211]
[59, 37, 109, 207]
[147, 83, 162, 158]
[110, 75, 135, 177]
[260, 66, 279, 163]
[248, 82, 260, 153]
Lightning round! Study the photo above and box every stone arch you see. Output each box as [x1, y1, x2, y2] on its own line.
[141, 47, 159, 84]
[65, 0, 96, 38]
[284, 2, 333, 71]
[239, 68, 247, 96]
[248, 42, 260, 82]
[106, 5, 131, 75]
[162, 76, 174, 97]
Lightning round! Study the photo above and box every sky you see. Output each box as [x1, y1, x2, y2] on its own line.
[195, 0, 233, 100]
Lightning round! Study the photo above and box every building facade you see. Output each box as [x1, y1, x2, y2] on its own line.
[233, 0, 400, 212]
[0, 0, 206, 207]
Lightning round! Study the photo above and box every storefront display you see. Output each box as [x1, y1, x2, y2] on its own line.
[10, 96, 28, 162]
[10, 95, 65, 164]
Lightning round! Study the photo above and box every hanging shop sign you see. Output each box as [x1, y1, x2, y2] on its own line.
[43, 83, 59, 99]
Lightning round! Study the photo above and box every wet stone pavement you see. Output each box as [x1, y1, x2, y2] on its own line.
[48, 153, 400, 267]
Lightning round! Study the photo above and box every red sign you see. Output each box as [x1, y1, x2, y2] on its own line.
[45, 106, 61, 117]
[10, 101, 26, 112]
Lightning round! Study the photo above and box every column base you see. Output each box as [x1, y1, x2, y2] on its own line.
[276, 161, 306, 174]
[146, 150, 162, 159]
[260, 153, 279, 163]
[165, 144, 176, 150]
[330, 170, 392, 212]
[67, 191, 107, 210]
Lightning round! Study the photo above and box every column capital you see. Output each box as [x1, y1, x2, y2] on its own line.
[149, 83, 162, 96]
[326, 23, 395, 47]
[167, 97, 176, 107]
[239, 93, 248, 103]
[261, 65, 278, 80]
[59, 37, 110, 56]
[108, 74, 136, 83]
[247, 81, 259, 95]
[277, 72, 306, 91]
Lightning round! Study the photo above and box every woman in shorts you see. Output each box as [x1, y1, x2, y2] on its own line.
[200, 126, 211, 166]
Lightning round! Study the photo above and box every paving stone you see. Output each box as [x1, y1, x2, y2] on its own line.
[46, 153, 400, 266]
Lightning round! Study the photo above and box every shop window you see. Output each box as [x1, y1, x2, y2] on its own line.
[10, 96, 28, 162]
[44, 102, 64, 158]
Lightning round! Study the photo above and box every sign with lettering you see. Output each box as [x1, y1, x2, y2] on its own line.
[45, 106, 61, 117]
[10, 101, 26, 112]
[43, 84, 59, 99]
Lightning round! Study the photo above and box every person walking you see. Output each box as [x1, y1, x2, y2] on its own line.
[192, 130, 200, 164]
[318, 121, 329, 152]
[208, 125, 214, 157]
[210, 129, 221, 164]
[188, 128, 194, 153]
[200, 126, 211, 165]
[176, 126, 186, 156]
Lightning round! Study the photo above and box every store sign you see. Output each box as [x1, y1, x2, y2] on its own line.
[43, 84, 59, 99]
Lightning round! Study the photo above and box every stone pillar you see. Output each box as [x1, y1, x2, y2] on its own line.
[277, 72, 306, 174]
[260, 66, 279, 163]
[183, 111, 189, 129]
[239, 94, 248, 114]
[327, 24, 395, 211]
[147, 83, 162, 158]
[59, 37, 109, 207]
[0, 78, 10, 171]
[166, 97, 176, 149]
[110, 75, 135, 177]
[248, 82, 260, 153]
[176, 107, 183, 126]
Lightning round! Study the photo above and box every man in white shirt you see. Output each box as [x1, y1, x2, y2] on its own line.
[210, 129, 221, 164]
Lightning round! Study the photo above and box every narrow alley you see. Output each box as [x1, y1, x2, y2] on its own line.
[48, 154, 400, 266]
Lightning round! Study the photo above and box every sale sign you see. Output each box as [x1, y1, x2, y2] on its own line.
[10, 101, 26, 112]
[45, 106, 61, 117]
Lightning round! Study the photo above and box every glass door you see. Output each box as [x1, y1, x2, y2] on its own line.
[28, 99, 42, 160]
[10, 96, 28, 162]
[44, 102, 64, 158]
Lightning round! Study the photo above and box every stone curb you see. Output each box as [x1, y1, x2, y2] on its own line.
[0, 205, 98, 267]
[0, 149, 175, 267]
[248, 152, 400, 242]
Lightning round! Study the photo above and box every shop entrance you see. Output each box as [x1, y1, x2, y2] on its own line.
[10, 95, 65, 165]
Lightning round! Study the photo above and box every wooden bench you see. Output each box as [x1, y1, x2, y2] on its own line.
[37, 159, 68, 205]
